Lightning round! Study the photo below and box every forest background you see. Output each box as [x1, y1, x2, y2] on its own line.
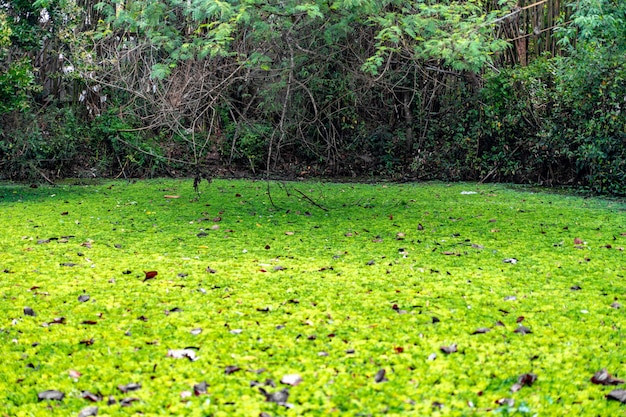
[1, 0, 625, 194]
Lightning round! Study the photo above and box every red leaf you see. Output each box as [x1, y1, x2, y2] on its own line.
[574, 237, 583, 245]
[143, 271, 158, 281]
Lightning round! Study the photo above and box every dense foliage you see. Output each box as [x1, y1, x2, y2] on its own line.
[0, 0, 625, 194]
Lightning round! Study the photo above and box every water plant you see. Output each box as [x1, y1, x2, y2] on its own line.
[1, 179, 625, 416]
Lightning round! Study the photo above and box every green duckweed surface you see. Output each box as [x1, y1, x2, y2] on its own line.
[1, 179, 625, 416]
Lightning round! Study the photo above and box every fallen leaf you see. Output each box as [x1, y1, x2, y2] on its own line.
[117, 383, 142, 393]
[607, 389, 626, 403]
[164, 195, 180, 199]
[37, 390, 65, 401]
[280, 374, 303, 386]
[68, 369, 81, 379]
[471, 327, 490, 335]
[495, 398, 514, 407]
[120, 398, 139, 407]
[503, 258, 518, 264]
[440, 343, 457, 354]
[591, 369, 625, 385]
[374, 368, 388, 383]
[206, 266, 217, 273]
[574, 237, 583, 245]
[167, 348, 198, 361]
[143, 271, 158, 281]
[193, 381, 209, 395]
[514, 325, 532, 335]
[24, 306, 36, 316]
[78, 406, 98, 417]
[225, 365, 241, 375]
[511, 373, 537, 392]
[81, 391, 102, 402]
[259, 387, 289, 405]
[78, 294, 90, 302]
